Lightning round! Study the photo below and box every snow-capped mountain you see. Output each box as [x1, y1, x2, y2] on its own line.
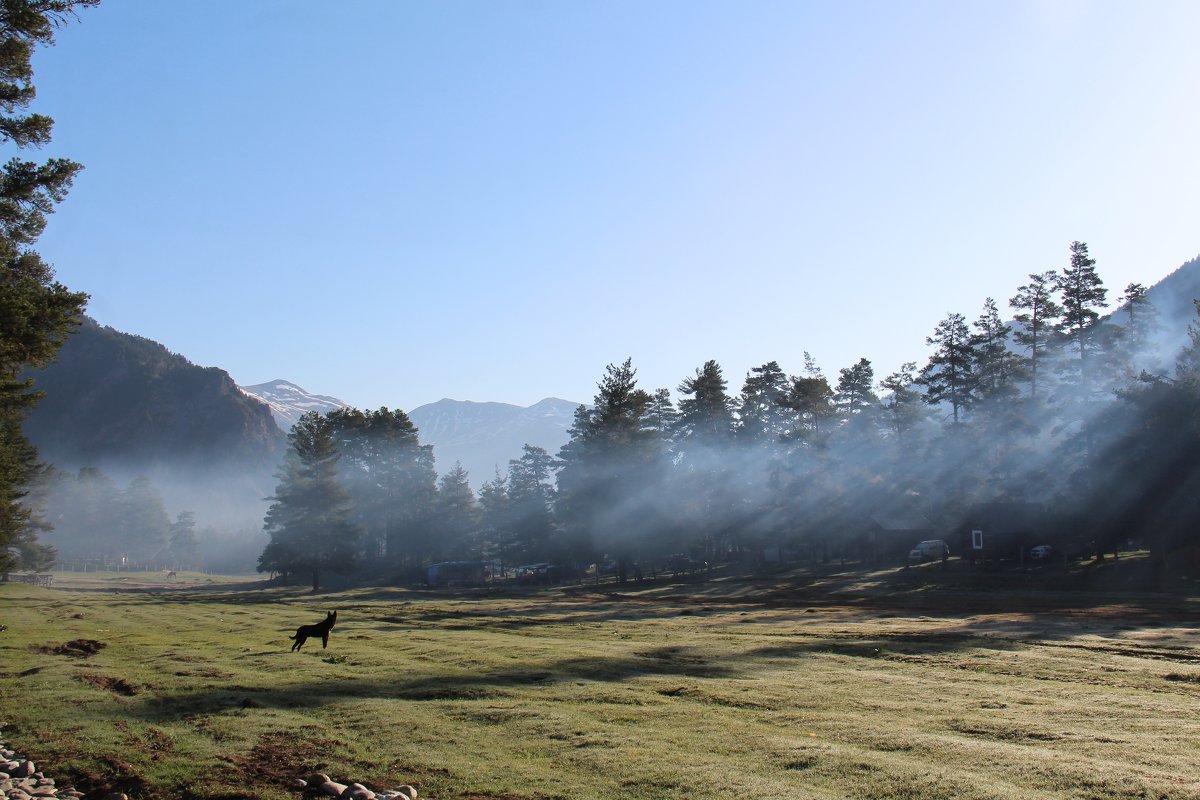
[239, 379, 351, 430]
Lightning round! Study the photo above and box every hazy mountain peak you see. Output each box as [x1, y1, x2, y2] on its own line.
[409, 397, 581, 487]
[239, 380, 351, 430]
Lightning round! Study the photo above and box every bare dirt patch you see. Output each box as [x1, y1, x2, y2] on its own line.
[218, 731, 343, 793]
[78, 673, 138, 696]
[173, 667, 233, 679]
[66, 755, 157, 800]
[37, 638, 106, 657]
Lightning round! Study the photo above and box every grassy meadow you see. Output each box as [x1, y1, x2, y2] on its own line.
[3, 564, 1200, 800]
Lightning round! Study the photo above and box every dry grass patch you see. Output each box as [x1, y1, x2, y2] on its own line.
[3, 573, 1200, 799]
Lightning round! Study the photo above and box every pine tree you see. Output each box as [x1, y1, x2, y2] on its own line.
[326, 407, 437, 566]
[879, 362, 923, 444]
[1052, 241, 1110, 471]
[58, 466, 121, 561]
[433, 462, 479, 559]
[736, 361, 791, 447]
[970, 297, 1023, 406]
[1009, 271, 1062, 399]
[259, 412, 362, 591]
[783, 353, 835, 444]
[1057, 241, 1108, 386]
[676, 360, 734, 445]
[0, 1, 97, 571]
[1118, 282, 1160, 373]
[476, 468, 510, 562]
[7, 461, 53, 570]
[1176, 301, 1200, 385]
[834, 358, 878, 416]
[554, 359, 654, 580]
[643, 387, 678, 445]
[504, 444, 556, 563]
[168, 511, 199, 571]
[120, 475, 170, 563]
[919, 312, 975, 425]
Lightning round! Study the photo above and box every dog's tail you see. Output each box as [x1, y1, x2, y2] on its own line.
[288, 633, 298, 640]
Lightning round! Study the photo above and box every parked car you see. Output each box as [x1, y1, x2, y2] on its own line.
[1029, 544, 1056, 561]
[908, 539, 950, 563]
[515, 563, 561, 584]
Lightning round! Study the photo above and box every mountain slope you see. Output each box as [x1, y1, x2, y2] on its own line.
[1143, 253, 1200, 345]
[24, 318, 284, 470]
[22, 318, 286, 529]
[409, 397, 580, 486]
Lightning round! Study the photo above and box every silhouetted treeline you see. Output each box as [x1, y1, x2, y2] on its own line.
[259, 242, 1200, 583]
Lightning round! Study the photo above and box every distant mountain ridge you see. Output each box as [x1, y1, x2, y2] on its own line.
[235, 379, 581, 489]
[409, 397, 580, 486]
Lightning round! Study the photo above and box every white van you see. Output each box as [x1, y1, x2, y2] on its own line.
[908, 539, 950, 563]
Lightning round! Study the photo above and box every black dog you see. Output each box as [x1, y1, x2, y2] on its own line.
[289, 610, 337, 652]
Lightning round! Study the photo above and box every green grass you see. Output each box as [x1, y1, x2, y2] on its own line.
[3, 568, 1200, 799]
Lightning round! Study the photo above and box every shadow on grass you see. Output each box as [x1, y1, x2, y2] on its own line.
[123, 643, 745, 724]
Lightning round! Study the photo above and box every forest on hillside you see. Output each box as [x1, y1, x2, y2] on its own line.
[249, 242, 1200, 590]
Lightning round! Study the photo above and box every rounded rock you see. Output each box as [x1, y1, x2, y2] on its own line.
[395, 786, 418, 800]
[308, 772, 331, 786]
[320, 780, 347, 797]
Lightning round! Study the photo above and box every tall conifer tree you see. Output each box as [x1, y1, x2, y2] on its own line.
[555, 359, 653, 579]
[1057, 241, 1108, 386]
[0, 1, 97, 570]
[1009, 271, 1062, 400]
[259, 412, 362, 591]
[919, 313, 975, 425]
[736, 361, 791, 447]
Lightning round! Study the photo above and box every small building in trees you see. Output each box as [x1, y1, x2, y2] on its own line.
[859, 514, 936, 563]
[427, 560, 493, 588]
[956, 503, 1043, 562]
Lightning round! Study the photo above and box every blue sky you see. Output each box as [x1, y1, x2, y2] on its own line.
[29, 1, 1200, 411]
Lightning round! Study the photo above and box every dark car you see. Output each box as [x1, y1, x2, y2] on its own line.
[1029, 544, 1055, 561]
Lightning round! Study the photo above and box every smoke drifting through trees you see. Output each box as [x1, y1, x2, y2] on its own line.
[33, 467, 197, 570]
[254, 243, 1200, 584]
